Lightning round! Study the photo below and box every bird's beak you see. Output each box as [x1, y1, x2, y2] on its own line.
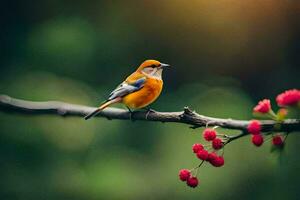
[160, 63, 171, 69]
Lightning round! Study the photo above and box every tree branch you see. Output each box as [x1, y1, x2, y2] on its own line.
[1, 95, 300, 139]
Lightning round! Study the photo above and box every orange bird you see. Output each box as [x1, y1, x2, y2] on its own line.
[84, 59, 169, 120]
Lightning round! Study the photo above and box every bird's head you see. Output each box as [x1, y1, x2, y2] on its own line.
[137, 59, 170, 79]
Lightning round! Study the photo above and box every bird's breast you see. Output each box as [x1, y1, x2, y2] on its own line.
[122, 78, 163, 109]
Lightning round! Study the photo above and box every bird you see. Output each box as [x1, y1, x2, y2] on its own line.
[84, 59, 170, 120]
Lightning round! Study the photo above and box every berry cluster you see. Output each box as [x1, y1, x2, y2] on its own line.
[248, 89, 300, 148]
[179, 128, 226, 188]
[178, 89, 299, 188]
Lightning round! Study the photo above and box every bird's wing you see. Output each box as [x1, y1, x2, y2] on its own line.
[107, 75, 146, 101]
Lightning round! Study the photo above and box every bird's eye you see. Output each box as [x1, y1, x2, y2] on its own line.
[151, 64, 156, 68]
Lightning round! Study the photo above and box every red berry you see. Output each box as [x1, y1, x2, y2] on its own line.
[203, 128, 217, 141]
[186, 176, 199, 188]
[207, 152, 218, 162]
[272, 135, 284, 146]
[207, 153, 224, 167]
[192, 143, 204, 153]
[196, 149, 209, 160]
[276, 89, 300, 107]
[252, 134, 264, 146]
[253, 99, 271, 113]
[179, 169, 191, 181]
[247, 120, 261, 135]
[212, 138, 223, 150]
[212, 156, 225, 167]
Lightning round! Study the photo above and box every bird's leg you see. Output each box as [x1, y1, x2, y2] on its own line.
[126, 106, 134, 121]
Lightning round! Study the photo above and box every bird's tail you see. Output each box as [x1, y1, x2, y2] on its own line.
[84, 97, 122, 120]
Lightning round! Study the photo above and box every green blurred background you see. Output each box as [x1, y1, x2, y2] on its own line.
[1, 0, 300, 199]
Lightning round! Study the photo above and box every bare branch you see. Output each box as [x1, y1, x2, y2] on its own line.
[1, 95, 300, 138]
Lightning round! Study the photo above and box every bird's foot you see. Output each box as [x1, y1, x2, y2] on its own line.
[144, 108, 157, 120]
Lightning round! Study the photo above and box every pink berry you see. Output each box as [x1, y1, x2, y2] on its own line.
[203, 128, 217, 141]
[276, 89, 300, 107]
[252, 134, 264, 146]
[212, 138, 223, 150]
[196, 149, 209, 160]
[192, 143, 204, 153]
[186, 176, 199, 188]
[247, 120, 261, 135]
[179, 169, 191, 181]
[253, 99, 271, 113]
[272, 135, 284, 146]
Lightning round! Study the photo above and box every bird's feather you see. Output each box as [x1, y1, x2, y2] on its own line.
[108, 76, 146, 101]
